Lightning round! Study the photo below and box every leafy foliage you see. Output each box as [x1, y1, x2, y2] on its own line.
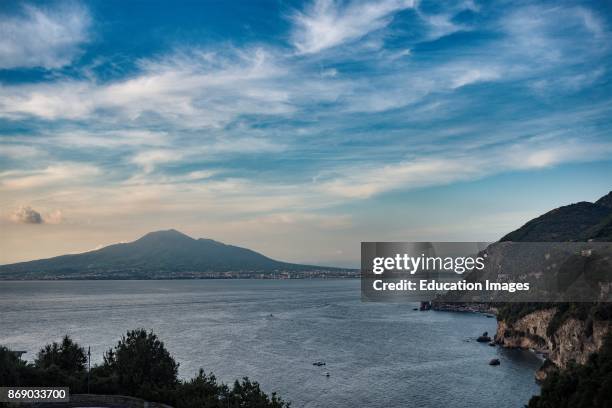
[35, 335, 87, 373]
[225, 377, 288, 408]
[496, 302, 612, 339]
[499, 193, 612, 243]
[102, 329, 178, 397]
[0, 346, 27, 385]
[495, 303, 556, 324]
[0, 330, 289, 408]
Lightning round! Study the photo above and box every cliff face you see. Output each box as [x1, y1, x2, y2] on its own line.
[495, 308, 611, 380]
[552, 318, 610, 366]
[495, 309, 556, 352]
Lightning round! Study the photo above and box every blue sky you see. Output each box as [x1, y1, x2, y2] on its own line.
[0, 0, 611, 266]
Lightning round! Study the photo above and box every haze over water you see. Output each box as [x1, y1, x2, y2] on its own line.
[0, 280, 540, 407]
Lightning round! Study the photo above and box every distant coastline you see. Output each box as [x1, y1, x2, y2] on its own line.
[0, 272, 360, 281]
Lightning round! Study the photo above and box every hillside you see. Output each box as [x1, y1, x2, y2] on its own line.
[432, 191, 612, 395]
[500, 191, 612, 242]
[491, 191, 612, 392]
[0, 229, 350, 279]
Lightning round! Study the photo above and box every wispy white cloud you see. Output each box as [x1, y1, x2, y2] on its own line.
[51, 130, 170, 148]
[131, 150, 184, 174]
[0, 2, 605, 125]
[416, 10, 464, 41]
[0, 144, 43, 159]
[0, 47, 294, 127]
[0, 81, 95, 120]
[0, 3, 90, 69]
[450, 67, 501, 89]
[290, 0, 415, 54]
[318, 138, 612, 198]
[501, 5, 608, 65]
[0, 163, 100, 190]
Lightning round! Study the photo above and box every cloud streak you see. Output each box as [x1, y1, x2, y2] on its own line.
[0, 3, 90, 69]
[0, 48, 294, 127]
[319, 138, 612, 199]
[290, 0, 415, 54]
[0, 163, 100, 190]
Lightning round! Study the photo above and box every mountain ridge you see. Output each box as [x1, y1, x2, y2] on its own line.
[500, 191, 612, 242]
[0, 229, 352, 280]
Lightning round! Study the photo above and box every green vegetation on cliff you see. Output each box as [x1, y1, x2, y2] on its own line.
[528, 334, 612, 408]
[497, 303, 612, 338]
[500, 191, 612, 242]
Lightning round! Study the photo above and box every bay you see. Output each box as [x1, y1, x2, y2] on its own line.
[0, 279, 540, 407]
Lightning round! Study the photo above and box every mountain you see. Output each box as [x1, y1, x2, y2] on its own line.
[596, 191, 612, 209]
[0, 229, 350, 280]
[491, 191, 612, 386]
[500, 191, 612, 242]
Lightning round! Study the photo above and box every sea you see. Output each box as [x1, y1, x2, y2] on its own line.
[0, 279, 541, 407]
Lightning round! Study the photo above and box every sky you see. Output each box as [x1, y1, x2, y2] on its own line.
[0, 0, 611, 267]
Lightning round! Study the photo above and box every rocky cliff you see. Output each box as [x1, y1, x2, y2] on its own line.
[494, 191, 612, 381]
[494, 307, 611, 381]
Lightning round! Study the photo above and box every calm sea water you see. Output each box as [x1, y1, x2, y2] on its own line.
[0, 280, 540, 407]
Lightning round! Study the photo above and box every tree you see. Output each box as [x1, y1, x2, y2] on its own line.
[35, 335, 86, 374]
[0, 346, 26, 386]
[227, 378, 289, 408]
[2, 329, 289, 407]
[103, 328, 178, 397]
[173, 369, 225, 408]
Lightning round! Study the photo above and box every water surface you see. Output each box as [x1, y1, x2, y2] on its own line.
[0, 280, 541, 407]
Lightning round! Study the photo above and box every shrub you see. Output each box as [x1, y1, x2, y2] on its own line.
[102, 329, 178, 399]
[1, 329, 289, 408]
[35, 335, 86, 374]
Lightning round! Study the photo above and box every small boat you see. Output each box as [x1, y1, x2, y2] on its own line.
[313, 361, 326, 366]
